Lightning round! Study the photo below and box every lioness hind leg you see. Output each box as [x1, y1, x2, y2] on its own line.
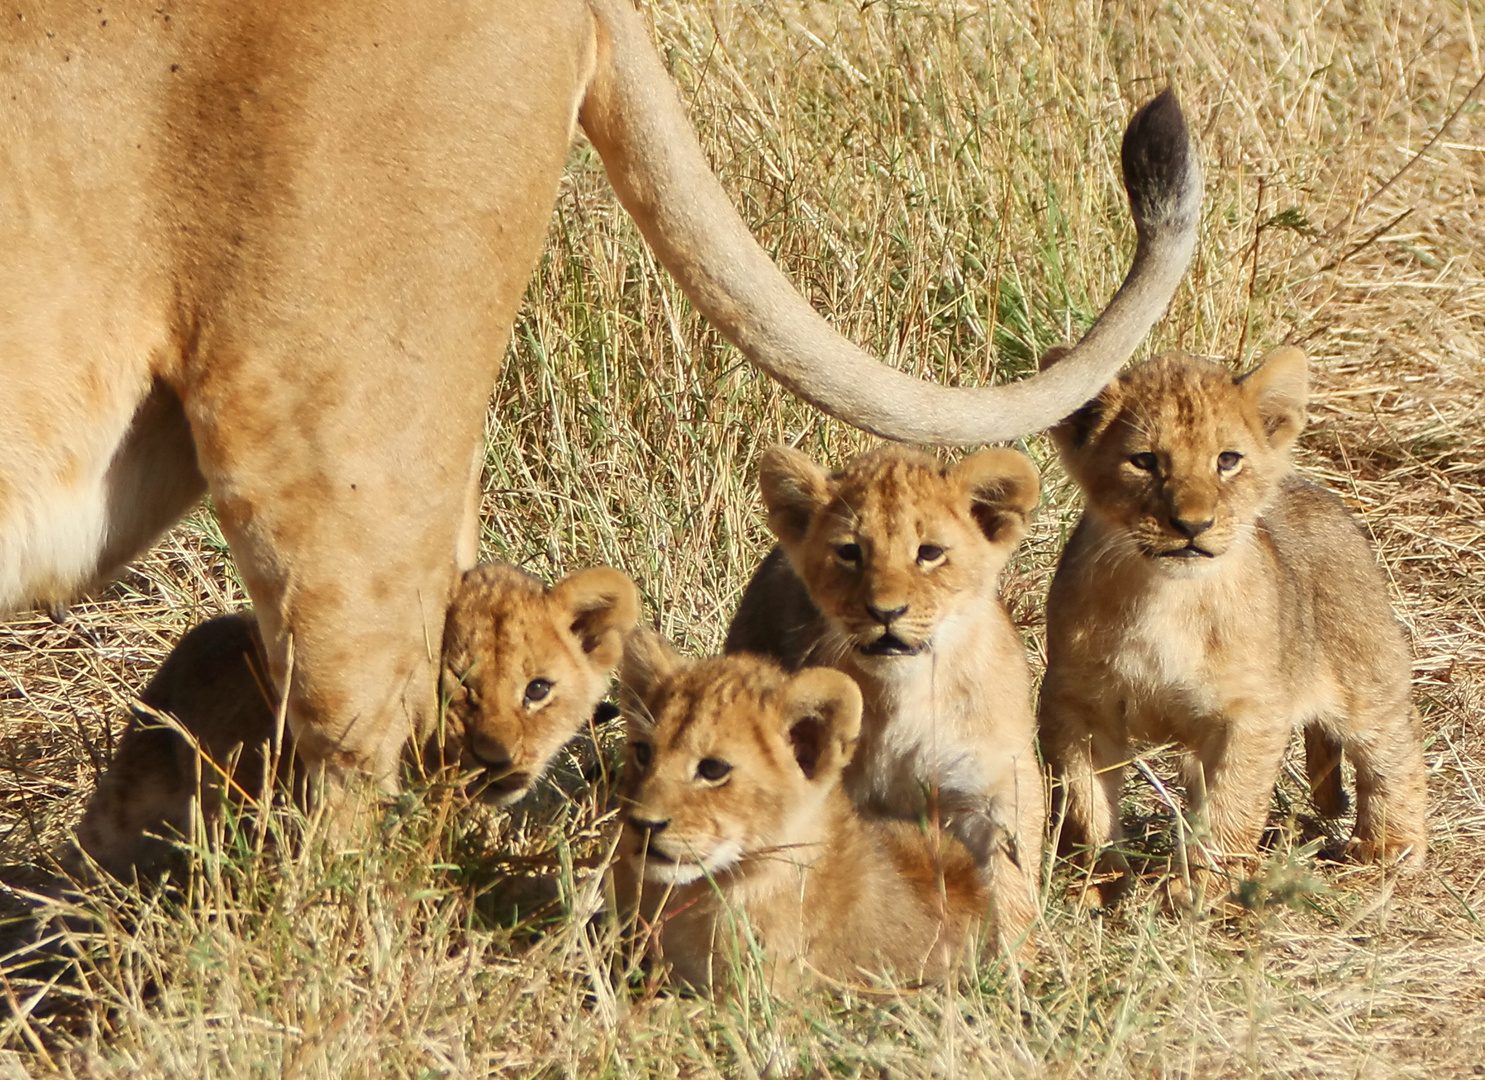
[1304, 724, 1347, 818]
[1344, 708, 1428, 867]
[185, 336, 500, 800]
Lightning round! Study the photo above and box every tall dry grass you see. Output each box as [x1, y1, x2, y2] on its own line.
[0, 0, 1481, 1075]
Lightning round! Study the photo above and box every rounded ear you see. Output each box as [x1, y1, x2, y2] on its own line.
[1238, 346, 1309, 450]
[550, 566, 640, 673]
[1042, 347, 1125, 459]
[953, 449, 1040, 546]
[618, 627, 685, 728]
[779, 667, 862, 782]
[1037, 344, 1073, 371]
[758, 445, 831, 547]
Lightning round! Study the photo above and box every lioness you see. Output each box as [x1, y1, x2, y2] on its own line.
[1038, 347, 1428, 906]
[0, 0, 1201, 791]
[725, 445, 1044, 951]
[616, 633, 987, 992]
[77, 562, 637, 879]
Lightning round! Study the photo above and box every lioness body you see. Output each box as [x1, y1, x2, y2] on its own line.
[726, 445, 1043, 951]
[78, 562, 636, 879]
[1039, 349, 1427, 903]
[1, 0, 1200, 789]
[617, 639, 985, 992]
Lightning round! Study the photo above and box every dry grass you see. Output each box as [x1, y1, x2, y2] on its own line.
[0, 0, 1482, 1075]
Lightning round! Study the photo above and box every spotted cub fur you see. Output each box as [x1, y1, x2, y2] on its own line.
[77, 562, 637, 879]
[725, 444, 1043, 952]
[1039, 347, 1427, 906]
[616, 632, 987, 992]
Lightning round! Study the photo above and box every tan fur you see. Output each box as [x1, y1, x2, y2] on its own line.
[1038, 347, 1428, 906]
[0, 1, 1199, 791]
[725, 445, 1043, 953]
[76, 563, 637, 880]
[615, 634, 987, 992]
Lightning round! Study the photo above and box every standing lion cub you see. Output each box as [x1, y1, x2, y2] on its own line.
[1038, 347, 1428, 906]
[725, 444, 1044, 951]
[616, 633, 987, 992]
[78, 562, 637, 879]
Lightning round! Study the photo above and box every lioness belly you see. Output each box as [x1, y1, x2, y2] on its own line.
[1, 2, 595, 778]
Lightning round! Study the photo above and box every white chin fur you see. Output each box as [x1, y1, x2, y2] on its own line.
[1150, 553, 1224, 578]
[641, 860, 708, 886]
[488, 787, 531, 809]
[636, 839, 742, 885]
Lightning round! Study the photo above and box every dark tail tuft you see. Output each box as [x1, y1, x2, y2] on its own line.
[1121, 87, 1201, 233]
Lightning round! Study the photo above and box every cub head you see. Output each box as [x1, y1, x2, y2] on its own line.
[758, 444, 1038, 663]
[1046, 346, 1308, 573]
[438, 563, 639, 806]
[619, 632, 862, 886]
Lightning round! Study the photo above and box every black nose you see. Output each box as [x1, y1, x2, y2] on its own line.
[1171, 515, 1214, 539]
[468, 734, 513, 774]
[865, 603, 908, 625]
[628, 815, 670, 837]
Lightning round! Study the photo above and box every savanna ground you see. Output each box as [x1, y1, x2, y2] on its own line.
[0, 0, 1482, 1076]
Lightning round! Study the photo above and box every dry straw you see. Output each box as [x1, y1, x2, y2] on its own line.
[0, 0, 1481, 1075]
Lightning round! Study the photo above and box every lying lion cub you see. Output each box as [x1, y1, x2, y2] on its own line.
[616, 633, 987, 991]
[725, 444, 1043, 950]
[1039, 347, 1428, 905]
[77, 562, 637, 879]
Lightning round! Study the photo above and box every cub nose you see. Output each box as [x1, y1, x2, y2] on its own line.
[468, 732, 515, 775]
[1170, 515, 1215, 539]
[865, 603, 908, 625]
[628, 814, 670, 837]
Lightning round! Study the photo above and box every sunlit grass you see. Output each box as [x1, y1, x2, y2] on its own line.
[0, 0, 1481, 1075]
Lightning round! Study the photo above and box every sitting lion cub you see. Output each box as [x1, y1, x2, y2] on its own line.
[616, 632, 987, 992]
[77, 562, 638, 879]
[1038, 347, 1428, 905]
[724, 444, 1043, 950]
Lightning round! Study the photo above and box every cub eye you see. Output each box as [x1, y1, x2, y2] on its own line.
[835, 543, 863, 565]
[1128, 452, 1159, 472]
[696, 758, 732, 782]
[631, 741, 653, 769]
[1217, 451, 1243, 472]
[523, 678, 553, 706]
[916, 544, 945, 565]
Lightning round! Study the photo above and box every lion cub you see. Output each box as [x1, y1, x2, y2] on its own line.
[1039, 347, 1428, 905]
[725, 444, 1043, 949]
[616, 633, 987, 992]
[77, 562, 638, 879]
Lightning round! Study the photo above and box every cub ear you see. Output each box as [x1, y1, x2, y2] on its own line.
[550, 566, 640, 673]
[1238, 346, 1309, 451]
[1040, 345, 1123, 459]
[779, 667, 862, 782]
[954, 449, 1040, 546]
[618, 627, 686, 728]
[1037, 344, 1073, 372]
[758, 445, 831, 547]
